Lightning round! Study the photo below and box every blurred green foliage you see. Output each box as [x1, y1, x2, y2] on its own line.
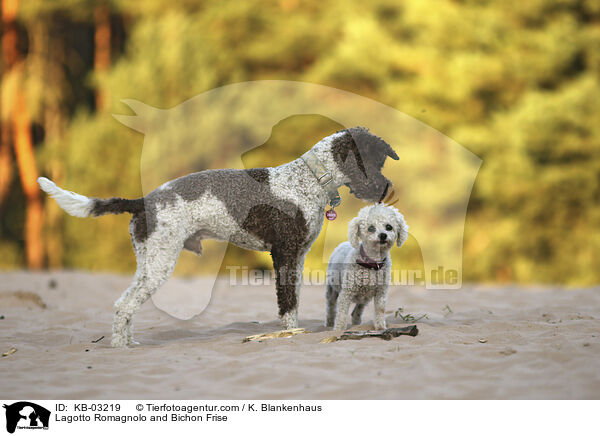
[1, 0, 599, 285]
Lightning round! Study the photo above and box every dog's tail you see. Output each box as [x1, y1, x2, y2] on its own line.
[37, 177, 144, 218]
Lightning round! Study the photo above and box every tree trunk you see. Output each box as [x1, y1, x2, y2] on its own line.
[2, 0, 44, 269]
[94, 3, 111, 110]
[0, 1, 18, 207]
[0, 125, 13, 206]
[13, 93, 43, 269]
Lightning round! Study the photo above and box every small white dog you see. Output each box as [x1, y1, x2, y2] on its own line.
[325, 203, 408, 330]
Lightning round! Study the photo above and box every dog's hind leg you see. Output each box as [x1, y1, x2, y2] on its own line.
[112, 268, 144, 348]
[333, 286, 352, 331]
[111, 234, 182, 347]
[351, 303, 366, 326]
[325, 284, 339, 327]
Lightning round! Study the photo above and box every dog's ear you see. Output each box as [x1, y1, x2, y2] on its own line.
[395, 211, 409, 247]
[348, 217, 361, 249]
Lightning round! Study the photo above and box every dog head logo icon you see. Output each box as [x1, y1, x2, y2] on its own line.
[3, 402, 50, 433]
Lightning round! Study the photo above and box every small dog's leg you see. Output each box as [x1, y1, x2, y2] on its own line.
[325, 284, 339, 327]
[373, 290, 388, 330]
[351, 303, 366, 326]
[333, 288, 352, 331]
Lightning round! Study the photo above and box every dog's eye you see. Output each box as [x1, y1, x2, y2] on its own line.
[368, 225, 376, 233]
[386, 224, 393, 231]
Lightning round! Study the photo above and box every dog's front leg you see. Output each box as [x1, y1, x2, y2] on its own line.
[271, 248, 305, 329]
[373, 290, 388, 330]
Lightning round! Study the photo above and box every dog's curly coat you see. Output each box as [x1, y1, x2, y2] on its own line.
[38, 127, 398, 347]
[325, 203, 408, 331]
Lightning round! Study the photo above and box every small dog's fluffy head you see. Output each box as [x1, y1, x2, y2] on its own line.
[348, 203, 408, 252]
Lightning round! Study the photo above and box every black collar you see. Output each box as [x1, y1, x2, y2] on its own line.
[356, 244, 386, 270]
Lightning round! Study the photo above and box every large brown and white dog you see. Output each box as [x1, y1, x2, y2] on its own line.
[38, 127, 398, 347]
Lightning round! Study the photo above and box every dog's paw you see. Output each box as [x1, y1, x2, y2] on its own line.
[280, 312, 298, 330]
[110, 335, 129, 348]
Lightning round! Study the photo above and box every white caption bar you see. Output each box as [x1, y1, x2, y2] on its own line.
[0, 400, 596, 436]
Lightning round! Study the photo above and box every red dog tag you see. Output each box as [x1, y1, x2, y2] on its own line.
[325, 209, 337, 220]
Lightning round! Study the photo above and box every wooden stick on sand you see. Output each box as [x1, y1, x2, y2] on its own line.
[320, 325, 419, 343]
[243, 328, 311, 343]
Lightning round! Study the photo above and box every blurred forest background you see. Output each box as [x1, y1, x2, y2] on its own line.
[0, 0, 599, 286]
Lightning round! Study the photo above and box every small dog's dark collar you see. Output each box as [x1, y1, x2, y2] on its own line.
[356, 244, 386, 270]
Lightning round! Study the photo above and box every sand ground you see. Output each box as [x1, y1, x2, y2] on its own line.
[0, 271, 598, 399]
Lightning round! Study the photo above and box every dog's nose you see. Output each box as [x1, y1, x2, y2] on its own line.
[379, 233, 387, 242]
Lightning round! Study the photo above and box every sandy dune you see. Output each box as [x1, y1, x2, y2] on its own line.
[0, 271, 598, 399]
